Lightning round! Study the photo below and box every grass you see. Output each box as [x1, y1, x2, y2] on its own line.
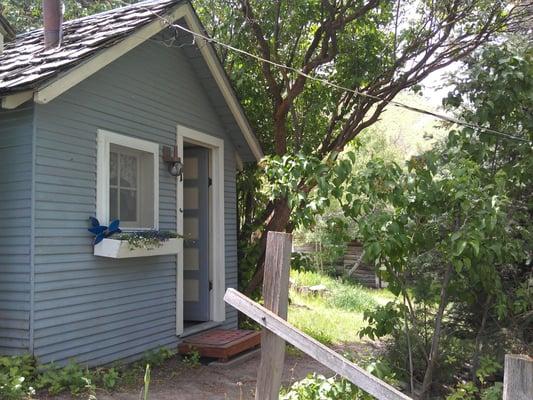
[288, 270, 395, 345]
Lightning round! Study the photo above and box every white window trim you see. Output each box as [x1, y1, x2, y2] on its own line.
[176, 125, 225, 336]
[96, 129, 159, 230]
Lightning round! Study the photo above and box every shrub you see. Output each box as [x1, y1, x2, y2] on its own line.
[96, 367, 120, 390]
[280, 360, 398, 400]
[0, 355, 36, 399]
[36, 361, 95, 396]
[142, 347, 175, 367]
[280, 373, 360, 400]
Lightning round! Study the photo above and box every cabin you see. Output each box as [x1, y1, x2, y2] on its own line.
[0, 0, 262, 366]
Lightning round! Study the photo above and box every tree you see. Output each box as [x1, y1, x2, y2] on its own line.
[195, 0, 529, 295]
[355, 37, 532, 398]
[0, 1, 132, 32]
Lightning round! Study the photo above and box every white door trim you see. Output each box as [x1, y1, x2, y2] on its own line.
[176, 125, 225, 336]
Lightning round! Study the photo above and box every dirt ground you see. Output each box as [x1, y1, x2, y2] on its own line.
[104, 351, 330, 400]
[43, 341, 379, 400]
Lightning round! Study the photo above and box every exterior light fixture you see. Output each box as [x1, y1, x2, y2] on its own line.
[162, 145, 183, 180]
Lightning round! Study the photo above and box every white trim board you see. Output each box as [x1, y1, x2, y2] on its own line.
[30, 3, 263, 161]
[1, 90, 33, 109]
[176, 125, 225, 336]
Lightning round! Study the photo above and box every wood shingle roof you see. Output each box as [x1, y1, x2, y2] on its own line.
[0, 0, 181, 96]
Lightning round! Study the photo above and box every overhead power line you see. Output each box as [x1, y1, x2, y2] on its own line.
[121, 0, 530, 143]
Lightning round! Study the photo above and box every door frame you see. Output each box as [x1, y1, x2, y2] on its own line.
[176, 125, 225, 336]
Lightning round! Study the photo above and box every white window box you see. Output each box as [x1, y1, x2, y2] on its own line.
[94, 238, 181, 258]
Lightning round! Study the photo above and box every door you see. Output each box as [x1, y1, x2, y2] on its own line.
[183, 147, 210, 322]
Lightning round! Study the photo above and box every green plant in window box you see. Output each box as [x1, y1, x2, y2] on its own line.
[114, 231, 181, 251]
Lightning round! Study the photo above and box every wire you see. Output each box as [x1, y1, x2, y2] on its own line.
[120, 0, 530, 143]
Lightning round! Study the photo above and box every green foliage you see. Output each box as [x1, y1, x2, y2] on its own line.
[296, 214, 354, 273]
[0, 345, 177, 398]
[36, 361, 95, 396]
[290, 252, 314, 272]
[0, 355, 36, 399]
[291, 270, 377, 313]
[115, 231, 179, 250]
[446, 356, 503, 400]
[181, 348, 201, 368]
[447, 382, 479, 400]
[98, 367, 120, 390]
[280, 360, 398, 400]
[476, 356, 501, 385]
[142, 347, 175, 367]
[289, 270, 390, 345]
[0, 0, 135, 32]
[329, 284, 378, 313]
[194, 0, 512, 297]
[359, 302, 403, 341]
[347, 37, 532, 396]
[280, 373, 359, 400]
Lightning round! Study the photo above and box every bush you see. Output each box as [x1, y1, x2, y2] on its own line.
[36, 361, 95, 396]
[142, 347, 175, 367]
[281, 360, 398, 400]
[0, 355, 36, 399]
[280, 373, 360, 400]
[0, 346, 176, 398]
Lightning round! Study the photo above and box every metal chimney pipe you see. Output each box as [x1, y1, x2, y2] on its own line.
[43, 0, 63, 49]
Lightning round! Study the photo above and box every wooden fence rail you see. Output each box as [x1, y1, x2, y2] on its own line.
[224, 287, 411, 400]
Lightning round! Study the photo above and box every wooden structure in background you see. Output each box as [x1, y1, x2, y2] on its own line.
[293, 240, 384, 288]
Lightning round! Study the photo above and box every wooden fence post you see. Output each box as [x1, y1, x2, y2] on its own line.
[255, 231, 292, 400]
[503, 354, 533, 400]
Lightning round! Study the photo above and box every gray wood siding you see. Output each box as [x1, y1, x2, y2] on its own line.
[33, 38, 239, 365]
[0, 105, 33, 355]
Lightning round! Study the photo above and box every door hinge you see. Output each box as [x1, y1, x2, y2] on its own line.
[208, 177, 213, 187]
[209, 281, 213, 291]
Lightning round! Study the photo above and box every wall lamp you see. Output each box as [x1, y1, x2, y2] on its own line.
[162, 145, 183, 180]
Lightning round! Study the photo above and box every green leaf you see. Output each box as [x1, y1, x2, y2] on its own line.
[454, 240, 467, 256]
[470, 240, 480, 256]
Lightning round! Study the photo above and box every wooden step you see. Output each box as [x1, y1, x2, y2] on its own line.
[178, 329, 261, 362]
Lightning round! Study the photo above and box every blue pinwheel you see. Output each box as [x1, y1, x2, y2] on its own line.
[88, 217, 121, 244]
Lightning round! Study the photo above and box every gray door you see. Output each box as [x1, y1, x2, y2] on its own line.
[183, 147, 210, 322]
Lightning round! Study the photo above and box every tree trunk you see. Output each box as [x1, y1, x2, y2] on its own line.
[420, 263, 454, 399]
[471, 296, 491, 383]
[243, 198, 292, 296]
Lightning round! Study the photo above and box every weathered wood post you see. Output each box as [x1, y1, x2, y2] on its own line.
[503, 354, 533, 400]
[255, 231, 292, 400]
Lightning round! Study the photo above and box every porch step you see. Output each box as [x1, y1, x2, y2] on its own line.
[178, 329, 261, 362]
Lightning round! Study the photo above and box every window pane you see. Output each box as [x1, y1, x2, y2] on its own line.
[109, 188, 118, 220]
[120, 189, 137, 222]
[110, 152, 118, 186]
[184, 157, 198, 179]
[120, 154, 137, 188]
[184, 217, 199, 240]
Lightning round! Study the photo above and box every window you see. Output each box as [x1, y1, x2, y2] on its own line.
[97, 130, 159, 230]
